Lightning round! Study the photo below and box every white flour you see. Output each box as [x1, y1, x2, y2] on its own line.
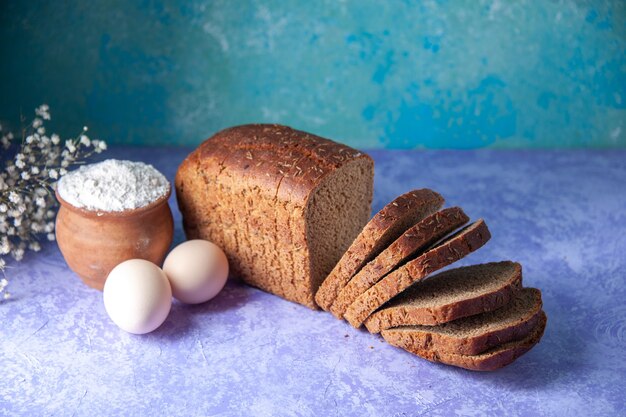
[57, 159, 170, 212]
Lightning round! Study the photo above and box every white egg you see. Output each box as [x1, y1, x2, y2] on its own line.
[103, 259, 172, 334]
[163, 239, 229, 304]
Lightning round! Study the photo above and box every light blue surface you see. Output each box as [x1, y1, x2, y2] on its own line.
[1, 147, 625, 416]
[0, 1, 624, 148]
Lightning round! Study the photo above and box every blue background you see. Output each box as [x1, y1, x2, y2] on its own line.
[1, 0, 624, 149]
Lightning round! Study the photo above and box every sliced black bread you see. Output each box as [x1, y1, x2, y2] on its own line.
[315, 189, 444, 311]
[330, 207, 469, 319]
[385, 311, 547, 371]
[364, 261, 523, 333]
[343, 219, 491, 328]
[380, 287, 543, 356]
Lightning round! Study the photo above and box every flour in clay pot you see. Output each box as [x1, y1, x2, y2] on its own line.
[56, 159, 170, 212]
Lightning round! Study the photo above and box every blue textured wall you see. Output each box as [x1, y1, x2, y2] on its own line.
[0, 1, 624, 148]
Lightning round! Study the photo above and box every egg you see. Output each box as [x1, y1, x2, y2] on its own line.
[103, 259, 172, 334]
[163, 239, 229, 304]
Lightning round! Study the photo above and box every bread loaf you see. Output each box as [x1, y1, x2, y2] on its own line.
[175, 124, 374, 308]
[179, 130, 546, 370]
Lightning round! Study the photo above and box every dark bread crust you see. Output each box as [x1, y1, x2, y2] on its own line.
[330, 207, 469, 319]
[344, 220, 491, 328]
[186, 124, 369, 202]
[315, 189, 444, 311]
[385, 311, 547, 371]
[175, 124, 374, 308]
[364, 261, 523, 333]
[380, 287, 543, 355]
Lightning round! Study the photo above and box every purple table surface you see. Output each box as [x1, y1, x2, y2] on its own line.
[1, 147, 625, 417]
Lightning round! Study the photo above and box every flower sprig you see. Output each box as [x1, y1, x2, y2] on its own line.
[0, 104, 107, 300]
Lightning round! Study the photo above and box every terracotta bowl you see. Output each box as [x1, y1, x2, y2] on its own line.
[55, 187, 174, 290]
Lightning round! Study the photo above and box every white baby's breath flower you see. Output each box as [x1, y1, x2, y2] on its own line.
[47, 233, 55, 241]
[21, 172, 30, 180]
[49, 169, 58, 179]
[37, 127, 45, 135]
[59, 168, 67, 176]
[15, 160, 25, 169]
[28, 242, 41, 252]
[80, 135, 91, 147]
[32, 118, 43, 128]
[0, 238, 9, 255]
[35, 104, 51, 120]
[98, 141, 107, 151]
[8, 192, 20, 204]
[0, 204, 7, 213]
[65, 140, 76, 153]
[12, 248, 24, 261]
[51, 134, 60, 145]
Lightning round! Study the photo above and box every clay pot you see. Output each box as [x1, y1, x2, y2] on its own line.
[55, 188, 174, 290]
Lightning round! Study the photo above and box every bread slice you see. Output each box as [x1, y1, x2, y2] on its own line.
[385, 311, 547, 371]
[315, 189, 444, 311]
[364, 261, 523, 333]
[380, 287, 543, 356]
[330, 207, 469, 319]
[343, 219, 491, 328]
[176, 124, 374, 309]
